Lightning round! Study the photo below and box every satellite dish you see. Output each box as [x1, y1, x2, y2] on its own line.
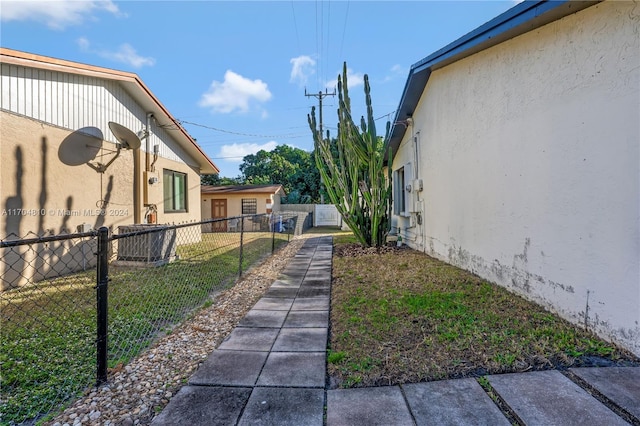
[108, 121, 141, 150]
[59, 127, 103, 166]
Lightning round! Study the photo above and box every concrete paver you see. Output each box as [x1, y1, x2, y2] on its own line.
[297, 286, 330, 297]
[291, 296, 330, 310]
[263, 286, 300, 298]
[256, 352, 326, 387]
[571, 366, 640, 419]
[237, 309, 288, 328]
[487, 370, 629, 426]
[272, 327, 328, 352]
[403, 378, 511, 426]
[152, 386, 251, 426]
[238, 387, 324, 426]
[217, 327, 279, 351]
[252, 297, 294, 310]
[188, 350, 267, 386]
[283, 311, 329, 328]
[326, 386, 414, 426]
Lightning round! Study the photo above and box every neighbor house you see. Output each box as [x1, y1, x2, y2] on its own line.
[0, 48, 219, 289]
[388, 0, 639, 355]
[201, 184, 284, 226]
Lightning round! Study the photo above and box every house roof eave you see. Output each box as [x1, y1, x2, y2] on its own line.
[0, 48, 219, 175]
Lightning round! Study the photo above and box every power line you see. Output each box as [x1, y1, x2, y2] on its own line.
[339, 0, 350, 61]
[178, 120, 304, 139]
[290, 1, 301, 54]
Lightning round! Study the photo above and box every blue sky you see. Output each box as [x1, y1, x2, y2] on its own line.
[1, 1, 516, 178]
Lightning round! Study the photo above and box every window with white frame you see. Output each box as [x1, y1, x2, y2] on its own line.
[163, 169, 187, 213]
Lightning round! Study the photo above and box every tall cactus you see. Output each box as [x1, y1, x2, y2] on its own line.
[308, 62, 393, 247]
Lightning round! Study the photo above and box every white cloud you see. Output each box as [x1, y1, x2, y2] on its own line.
[77, 38, 155, 69]
[199, 70, 272, 114]
[0, 1, 122, 30]
[290, 55, 316, 87]
[219, 141, 278, 162]
[326, 68, 365, 91]
[382, 64, 407, 82]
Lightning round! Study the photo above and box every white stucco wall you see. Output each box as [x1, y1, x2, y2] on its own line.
[392, 1, 640, 355]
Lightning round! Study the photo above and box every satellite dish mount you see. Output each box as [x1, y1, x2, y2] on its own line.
[89, 122, 141, 173]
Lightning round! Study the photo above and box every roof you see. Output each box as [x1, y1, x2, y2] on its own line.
[0, 47, 219, 174]
[201, 184, 285, 195]
[387, 0, 599, 156]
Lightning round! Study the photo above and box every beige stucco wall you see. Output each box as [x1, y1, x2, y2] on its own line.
[1, 111, 203, 289]
[392, 1, 640, 355]
[201, 190, 283, 219]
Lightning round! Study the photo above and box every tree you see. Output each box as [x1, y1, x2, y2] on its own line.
[308, 62, 393, 247]
[239, 146, 321, 203]
[200, 173, 241, 186]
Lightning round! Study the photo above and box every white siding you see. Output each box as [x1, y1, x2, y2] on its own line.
[0, 63, 193, 166]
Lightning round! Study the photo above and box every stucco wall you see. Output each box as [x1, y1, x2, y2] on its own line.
[201, 191, 281, 219]
[1, 111, 202, 289]
[392, 1, 640, 354]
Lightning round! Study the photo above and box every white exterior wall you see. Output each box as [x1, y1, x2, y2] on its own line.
[0, 64, 195, 168]
[393, 1, 640, 355]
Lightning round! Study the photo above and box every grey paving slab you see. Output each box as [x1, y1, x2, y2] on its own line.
[326, 386, 414, 426]
[272, 327, 327, 352]
[488, 370, 628, 426]
[238, 309, 288, 328]
[284, 311, 329, 328]
[291, 296, 330, 310]
[570, 367, 640, 419]
[301, 279, 331, 288]
[263, 286, 300, 298]
[189, 350, 268, 386]
[270, 278, 302, 288]
[151, 386, 251, 426]
[303, 272, 331, 282]
[403, 378, 510, 426]
[297, 286, 330, 297]
[252, 297, 294, 310]
[217, 327, 279, 351]
[238, 387, 324, 426]
[256, 352, 326, 387]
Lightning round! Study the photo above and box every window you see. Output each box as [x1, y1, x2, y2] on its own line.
[393, 163, 412, 216]
[394, 167, 406, 215]
[242, 198, 257, 215]
[163, 169, 187, 213]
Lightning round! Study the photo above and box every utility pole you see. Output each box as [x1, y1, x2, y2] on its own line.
[305, 88, 335, 140]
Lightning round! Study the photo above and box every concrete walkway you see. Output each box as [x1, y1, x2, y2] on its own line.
[153, 236, 640, 426]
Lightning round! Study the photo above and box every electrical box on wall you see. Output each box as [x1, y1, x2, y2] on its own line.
[414, 179, 423, 192]
[143, 171, 161, 205]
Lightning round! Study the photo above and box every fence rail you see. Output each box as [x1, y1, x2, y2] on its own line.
[0, 213, 298, 425]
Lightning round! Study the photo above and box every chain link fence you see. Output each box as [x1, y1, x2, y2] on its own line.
[0, 213, 298, 425]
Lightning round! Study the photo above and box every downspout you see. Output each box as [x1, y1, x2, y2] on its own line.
[145, 112, 153, 172]
[414, 130, 425, 253]
[135, 112, 153, 224]
[133, 149, 141, 224]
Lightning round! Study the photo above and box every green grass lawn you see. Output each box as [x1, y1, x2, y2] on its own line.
[0, 231, 287, 424]
[328, 234, 639, 388]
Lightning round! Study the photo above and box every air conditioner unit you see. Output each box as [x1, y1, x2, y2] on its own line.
[117, 224, 176, 265]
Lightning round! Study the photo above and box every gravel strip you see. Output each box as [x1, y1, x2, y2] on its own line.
[50, 234, 319, 426]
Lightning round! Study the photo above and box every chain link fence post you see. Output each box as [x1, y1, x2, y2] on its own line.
[271, 214, 276, 254]
[238, 217, 245, 278]
[96, 226, 109, 386]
